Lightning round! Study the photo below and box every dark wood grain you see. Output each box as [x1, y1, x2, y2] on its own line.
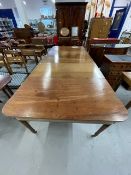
[56, 3, 86, 46]
[100, 55, 131, 91]
[2, 47, 127, 125]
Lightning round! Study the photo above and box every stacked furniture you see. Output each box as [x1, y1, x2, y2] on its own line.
[18, 44, 46, 61]
[31, 36, 56, 49]
[0, 42, 46, 89]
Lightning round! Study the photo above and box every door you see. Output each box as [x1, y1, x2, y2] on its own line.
[109, 7, 129, 38]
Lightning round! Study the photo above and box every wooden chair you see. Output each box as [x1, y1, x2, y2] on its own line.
[4, 50, 28, 74]
[18, 44, 46, 61]
[122, 72, 131, 109]
[0, 55, 13, 75]
[34, 45, 47, 59]
[13, 28, 33, 44]
[0, 48, 13, 74]
[21, 49, 39, 64]
[0, 75, 13, 100]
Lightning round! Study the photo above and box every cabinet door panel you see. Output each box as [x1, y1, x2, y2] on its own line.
[70, 6, 85, 38]
[56, 7, 71, 36]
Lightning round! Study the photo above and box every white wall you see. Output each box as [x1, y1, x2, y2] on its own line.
[25, 0, 86, 20]
[55, 0, 85, 2]
[120, 7, 131, 35]
[113, 0, 131, 36]
[0, 0, 89, 21]
[25, 0, 44, 20]
[0, 0, 20, 26]
[115, 0, 130, 6]
[0, 0, 15, 9]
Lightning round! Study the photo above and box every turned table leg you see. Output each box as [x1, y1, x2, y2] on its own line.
[19, 121, 37, 134]
[91, 124, 111, 137]
[125, 101, 131, 109]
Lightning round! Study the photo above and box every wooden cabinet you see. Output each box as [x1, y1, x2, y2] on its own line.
[89, 44, 130, 67]
[100, 55, 131, 91]
[56, 2, 86, 46]
[88, 18, 112, 39]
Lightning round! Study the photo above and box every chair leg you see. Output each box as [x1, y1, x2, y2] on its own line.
[2, 88, 11, 98]
[3, 58, 13, 75]
[91, 124, 111, 137]
[125, 101, 131, 109]
[25, 65, 29, 74]
[5, 85, 14, 95]
[2, 85, 13, 98]
[22, 57, 29, 74]
[5, 63, 13, 75]
[35, 56, 39, 64]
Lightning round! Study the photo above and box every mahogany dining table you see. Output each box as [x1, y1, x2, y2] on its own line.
[2, 46, 128, 137]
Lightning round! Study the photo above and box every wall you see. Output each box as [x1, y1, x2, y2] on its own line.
[111, 0, 131, 36]
[24, 0, 86, 20]
[0, 0, 19, 26]
[0, 0, 88, 21]
[121, 6, 131, 34]
[25, 0, 44, 20]
[55, 0, 85, 2]
[115, 0, 130, 6]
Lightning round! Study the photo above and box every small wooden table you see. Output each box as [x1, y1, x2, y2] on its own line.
[17, 44, 46, 60]
[0, 75, 13, 99]
[89, 44, 131, 67]
[2, 46, 128, 137]
[100, 54, 131, 91]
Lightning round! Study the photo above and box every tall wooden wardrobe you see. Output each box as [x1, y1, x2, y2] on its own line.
[56, 2, 87, 46]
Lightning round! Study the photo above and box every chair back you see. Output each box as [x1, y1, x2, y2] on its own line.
[32, 38, 47, 45]
[14, 28, 33, 43]
[21, 49, 36, 56]
[4, 49, 20, 57]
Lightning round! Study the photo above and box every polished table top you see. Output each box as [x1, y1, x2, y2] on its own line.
[2, 46, 128, 123]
